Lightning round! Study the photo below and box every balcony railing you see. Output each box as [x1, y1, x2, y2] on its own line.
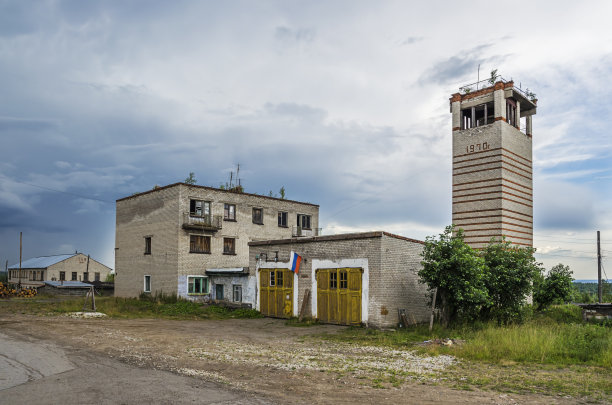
[292, 226, 321, 237]
[182, 213, 223, 231]
[459, 76, 536, 102]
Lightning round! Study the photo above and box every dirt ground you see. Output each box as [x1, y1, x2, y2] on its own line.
[0, 313, 584, 404]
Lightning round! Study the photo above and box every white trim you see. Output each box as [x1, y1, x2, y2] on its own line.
[143, 274, 151, 292]
[311, 258, 369, 324]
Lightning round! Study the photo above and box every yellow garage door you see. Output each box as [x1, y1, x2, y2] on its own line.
[259, 268, 293, 318]
[316, 268, 362, 325]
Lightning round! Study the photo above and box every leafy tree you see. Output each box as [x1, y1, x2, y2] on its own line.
[534, 263, 574, 309]
[419, 226, 489, 326]
[279, 186, 286, 199]
[105, 273, 115, 283]
[184, 172, 197, 185]
[481, 239, 542, 324]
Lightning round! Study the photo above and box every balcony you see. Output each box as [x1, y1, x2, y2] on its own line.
[182, 213, 223, 231]
[292, 226, 321, 237]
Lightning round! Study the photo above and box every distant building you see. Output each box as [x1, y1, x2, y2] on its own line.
[114, 182, 319, 305]
[7, 253, 112, 288]
[450, 78, 537, 248]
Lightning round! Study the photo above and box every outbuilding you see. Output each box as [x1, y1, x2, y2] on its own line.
[249, 231, 430, 328]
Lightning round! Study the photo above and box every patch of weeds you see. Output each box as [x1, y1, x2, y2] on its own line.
[285, 317, 319, 327]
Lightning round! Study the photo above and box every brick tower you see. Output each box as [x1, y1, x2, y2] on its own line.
[450, 78, 537, 249]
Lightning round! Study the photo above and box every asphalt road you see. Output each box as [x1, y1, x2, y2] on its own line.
[0, 331, 272, 405]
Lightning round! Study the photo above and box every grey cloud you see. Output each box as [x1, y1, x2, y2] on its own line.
[0, 117, 59, 132]
[264, 102, 327, 123]
[419, 44, 494, 85]
[400, 36, 423, 46]
[275, 26, 315, 43]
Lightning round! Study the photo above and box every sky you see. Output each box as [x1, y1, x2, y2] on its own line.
[1, 0, 611, 280]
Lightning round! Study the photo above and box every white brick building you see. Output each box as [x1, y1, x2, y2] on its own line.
[114, 182, 319, 304]
[249, 232, 429, 328]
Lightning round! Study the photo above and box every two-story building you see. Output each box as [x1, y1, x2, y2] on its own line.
[114, 182, 319, 306]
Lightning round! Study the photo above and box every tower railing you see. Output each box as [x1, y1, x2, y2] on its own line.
[458, 76, 536, 101]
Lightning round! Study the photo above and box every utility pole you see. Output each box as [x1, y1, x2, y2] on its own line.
[597, 231, 602, 303]
[18, 232, 22, 289]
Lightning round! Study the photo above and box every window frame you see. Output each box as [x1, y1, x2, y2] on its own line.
[252, 207, 263, 225]
[94, 272, 100, 282]
[190, 199, 211, 218]
[144, 236, 152, 255]
[189, 234, 211, 254]
[71, 272, 77, 281]
[144, 275, 151, 293]
[224, 203, 236, 221]
[297, 214, 312, 230]
[187, 276, 209, 295]
[59, 271, 66, 281]
[83, 272, 89, 282]
[330, 271, 337, 289]
[223, 237, 236, 255]
[278, 211, 288, 227]
[232, 284, 242, 302]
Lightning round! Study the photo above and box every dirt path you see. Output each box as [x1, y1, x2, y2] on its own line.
[0, 314, 580, 404]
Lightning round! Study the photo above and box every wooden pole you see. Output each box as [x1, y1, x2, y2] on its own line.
[429, 288, 438, 332]
[598, 231, 602, 303]
[18, 232, 22, 289]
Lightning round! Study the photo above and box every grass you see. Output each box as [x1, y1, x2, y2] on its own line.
[318, 305, 612, 399]
[0, 293, 263, 320]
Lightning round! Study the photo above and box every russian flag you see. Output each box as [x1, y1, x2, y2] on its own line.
[289, 251, 302, 274]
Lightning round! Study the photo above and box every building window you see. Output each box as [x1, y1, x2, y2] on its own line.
[95, 272, 100, 282]
[190, 235, 211, 253]
[144, 237, 152, 255]
[223, 238, 236, 255]
[224, 203, 236, 221]
[188, 276, 209, 295]
[339, 271, 348, 289]
[252, 208, 263, 224]
[190, 199, 210, 217]
[233, 285, 242, 302]
[71, 272, 77, 281]
[144, 275, 151, 293]
[83, 272, 89, 282]
[330, 271, 337, 289]
[59, 271, 65, 281]
[278, 211, 288, 227]
[297, 214, 311, 230]
[277, 271, 283, 287]
[506, 99, 517, 127]
[269, 271, 275, 286]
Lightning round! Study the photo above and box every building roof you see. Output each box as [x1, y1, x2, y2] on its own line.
[8, 254, 76, 270]
[248, 231, 424, 247]
[116, 182, 319, 207]
[44, 280, 93, 289]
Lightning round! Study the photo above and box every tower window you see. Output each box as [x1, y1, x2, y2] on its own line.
[506, 99, 517, 127]
[461, 102, 493, 129]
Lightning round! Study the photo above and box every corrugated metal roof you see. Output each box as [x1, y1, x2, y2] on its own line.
[44, 280, 92, 288]
[8, 254, 76, 270]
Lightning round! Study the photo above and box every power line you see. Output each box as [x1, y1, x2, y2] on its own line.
[0, 174, 114, 204]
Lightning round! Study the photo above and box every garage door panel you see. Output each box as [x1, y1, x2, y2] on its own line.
[259, 268, 292, 319]
[316, 268, 362, 326]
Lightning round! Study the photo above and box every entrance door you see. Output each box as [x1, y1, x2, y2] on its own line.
[259, 268, 293, 318]
[216, 284, 224, 300]
[316, 268, 362, 325]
